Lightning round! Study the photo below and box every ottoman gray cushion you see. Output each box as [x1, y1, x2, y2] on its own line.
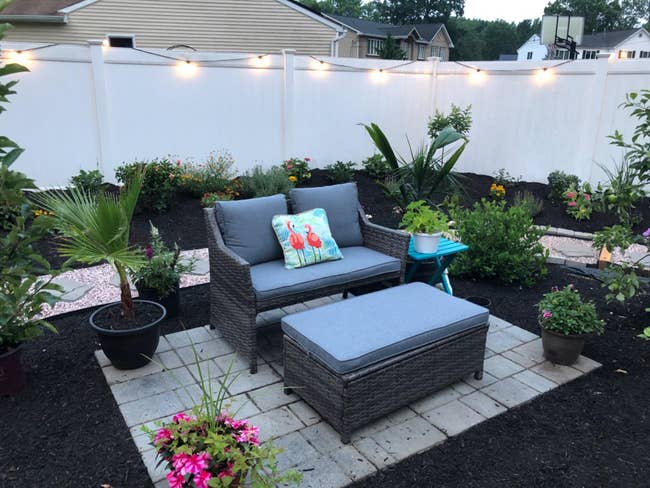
[251, 246, 400, 302]
[281, 282, 489, 374]
[214, 194, 287, 265]
[289, 183, 363, 248]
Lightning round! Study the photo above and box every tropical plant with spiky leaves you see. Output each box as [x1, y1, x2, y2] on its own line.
[34, 171, 146, 320]
[363, 123, 468, 210]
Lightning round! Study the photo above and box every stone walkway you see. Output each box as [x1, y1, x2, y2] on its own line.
[95, 295, 601, 488]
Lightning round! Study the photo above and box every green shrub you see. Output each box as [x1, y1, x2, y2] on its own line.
[400, 200, 448, 234]
[450, 199, 548, 286]
[538, 285, 604, 335]
[547, 170, 580, 202]
[594, 157, 645, 227]
[563, 183, 593, 221]
[241, 165, 294, 197]
[178, 151, 237, 197]
[200, 191, 234, 208]
[70, 169, 103, 195]
[115, 158, 182, 213]
[326, 161, 356, 183]
[281, 157, 311, 184]
[362, 154, 391, 180]
[428, 104, 472, 140]
[513, 190, 544, 217]
[492, 168, 520, 188]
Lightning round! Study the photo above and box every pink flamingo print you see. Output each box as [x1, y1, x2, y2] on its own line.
[304, 224, 322, 260]
[287, 220, 306, 265]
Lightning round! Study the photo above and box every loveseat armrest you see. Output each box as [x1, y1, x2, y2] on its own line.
[358, 208, 410, 282]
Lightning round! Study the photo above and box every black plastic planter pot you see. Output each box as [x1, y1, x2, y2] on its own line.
[136, 282, 180, 318]
[0, 346, 25, 396]
[465, 296, 492, 310]
[541, 326, 586, 366]
[89, 300, 166, 370]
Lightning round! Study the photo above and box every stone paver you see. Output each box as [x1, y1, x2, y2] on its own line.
[96, 310, 600, 488]
[186, 256, 209, 275]
[51, 276, 92, 302]
[423, 400, 485, 436]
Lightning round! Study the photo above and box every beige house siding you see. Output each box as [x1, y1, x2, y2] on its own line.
[5, 0, 338, 55]
[344, 32, 450, 60]
[429, 30, 449, 60]
[337, 31, 358, 58]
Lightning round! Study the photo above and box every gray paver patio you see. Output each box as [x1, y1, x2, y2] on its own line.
[96, 310, 600, 488]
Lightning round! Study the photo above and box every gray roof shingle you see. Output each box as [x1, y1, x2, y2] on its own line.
[580, 29, 641, 48]
[327, 14, 444, 41]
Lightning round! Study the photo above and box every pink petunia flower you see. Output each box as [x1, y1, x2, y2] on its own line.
[166, 471, 185, 488]
[193, 470, 212, 488]
[173, 413, 192, 423]
[566, 192, 576, 199]
[583, 193, 591, 200]
[154, 428, 172, 445]
[568, 201, 577, 207]
[172, 453, 191, 473]
[235, 425, 260, 446]
[179, 453, 211, 475]
[218, 463, 235, 479]
[542, 310, 552, 319]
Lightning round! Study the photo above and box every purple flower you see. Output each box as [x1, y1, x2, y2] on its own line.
[144, 245, 154, 259]
[643, 228, 650, 238]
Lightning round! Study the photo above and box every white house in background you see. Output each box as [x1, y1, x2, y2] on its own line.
[577, 28, 650, 59]
[517, 34, 548, 61]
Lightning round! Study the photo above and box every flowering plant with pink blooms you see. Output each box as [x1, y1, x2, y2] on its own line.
[144, 357, 301, 488]
[537, 285, 604, 336]
[281, 157, 312, 184]
[563, 183, 593, 221]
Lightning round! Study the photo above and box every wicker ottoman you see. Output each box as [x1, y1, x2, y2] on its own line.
[281, 282, 489, 443]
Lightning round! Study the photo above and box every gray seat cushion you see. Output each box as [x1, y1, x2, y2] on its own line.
[250, 246, 399, 302]
[281, 282, 489, 374]
[289, 183, 363, 248]
[214, 194, 287, 265]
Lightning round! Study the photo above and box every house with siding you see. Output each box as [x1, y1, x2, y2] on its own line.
[324, 14, 453, 60]
[0, 0, 344, 56]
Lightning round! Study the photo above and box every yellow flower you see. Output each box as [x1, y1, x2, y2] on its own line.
[288, 176, 297, 182]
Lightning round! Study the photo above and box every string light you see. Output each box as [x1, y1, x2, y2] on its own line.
[250, 54, 271, 68]
[176, 59, 198, 77]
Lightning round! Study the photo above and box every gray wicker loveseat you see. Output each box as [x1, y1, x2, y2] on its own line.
[204, 183, 410, 373]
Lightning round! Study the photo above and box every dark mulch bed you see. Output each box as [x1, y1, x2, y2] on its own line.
[2, 266, 648, 487]
[32, 169, 650, 270]
[0, 285, 209, 488]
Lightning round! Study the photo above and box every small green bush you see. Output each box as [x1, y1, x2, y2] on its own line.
[513, 190, 544, 217]
[450, 199, 548, 286]
[70, 169, 103, 195]
[538, 285, 604, 335]
[547, 170, 580, 202]
[400, 200, 448, 234]
[241, 165, 294, 197]
[178, 151, 237, 197]
[362, 154, 391, 180]
[427, 104, 472, 140]
[492, 168, 520, 188]
[115, 158, 182, 213]
[326, 161, 356, 183]
[281, 157, 311, 184]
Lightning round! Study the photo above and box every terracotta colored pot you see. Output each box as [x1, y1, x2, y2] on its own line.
[541, 326, 587, 366]
[0, 345, 25, 396]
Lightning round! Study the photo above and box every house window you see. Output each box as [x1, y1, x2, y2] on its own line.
[618, 50, 636, 59]
[582, 50, 599, 59]
[639, 51, 650, 58]
[554, 50, 570, 60]
[417, 44, 426, 60]
[107, 35, 135, 48]
[527, 51, 533, 60]
[367, 38, 383, 56]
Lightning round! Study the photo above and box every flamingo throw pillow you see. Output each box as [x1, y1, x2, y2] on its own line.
[272, 208, 343, 269]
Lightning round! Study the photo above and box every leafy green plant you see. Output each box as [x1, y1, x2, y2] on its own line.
[326, 160, 356, 183]
[116, 158, 182, 213]
[547, 170, 580, 202]
[639, 326, 650, 340]
[400, 200, 448, 234]
[130, 224, 195, 299]
[538, 285, 604, 336]
[427, 104, 472, 140]
[513, 190, 544, 218]
[563, 183, 593, 220]
[241, 165, 294, 198]
[609, 90, 650, 182]
[281, 157, 311, 184]
[492, 168, 520, 188]
[362, 153, 390, 180]
[200, 191, 234, 207]
[178, 151, 237, 198]
[70, 169, 103, 195]
[34, 171, 146, 319]
[364, 123, 468, 210]
[450, 199, 548, 286]
[594, 157, 645, 227]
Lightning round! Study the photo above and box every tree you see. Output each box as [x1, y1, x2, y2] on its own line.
[378, 34, 406, 59]
[376, 0, 465, 24]
[622, 0, 650, 29]
[516, 18, 542, 45]
[544, 0, 633, 33]
[300, 0, 365, 17]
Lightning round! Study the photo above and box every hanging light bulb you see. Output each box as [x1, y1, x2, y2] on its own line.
[469, 67, 486, 83]
[536, 67, 552, 84]
[176, 59, 198, 77]
[251, 54, 270, 68]
[9, 50, 29, 65]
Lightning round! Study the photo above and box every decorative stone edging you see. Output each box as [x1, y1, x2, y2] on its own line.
[538, 226, 595, 240]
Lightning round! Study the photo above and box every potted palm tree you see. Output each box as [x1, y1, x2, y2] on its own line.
[36, 170, 167, 370]
[400, 200, 449, 254]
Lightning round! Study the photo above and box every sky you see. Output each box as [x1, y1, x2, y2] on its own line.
[463, 0, 549, 22]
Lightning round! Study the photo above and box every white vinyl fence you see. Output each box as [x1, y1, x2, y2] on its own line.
[1, 41, 649, 187]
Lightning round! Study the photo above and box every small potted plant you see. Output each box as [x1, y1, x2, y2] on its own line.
[131, 223, 195, 318]
[537, 285, 605, 365]
[145, 358, 302, 488]
[36, 170, 167, 370]
[400, 200, 449, 254]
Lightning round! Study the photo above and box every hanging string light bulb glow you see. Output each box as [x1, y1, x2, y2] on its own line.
[176, 59, 198, 77]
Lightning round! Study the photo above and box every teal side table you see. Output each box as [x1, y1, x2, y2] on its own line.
[405, 237, 468, 295]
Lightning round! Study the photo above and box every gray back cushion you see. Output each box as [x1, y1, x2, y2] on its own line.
[289, 183, 363, 248]
[214, 194, 287, 265]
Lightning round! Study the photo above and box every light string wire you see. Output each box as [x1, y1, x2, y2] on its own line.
[309, 55, 418, 72]
[453, 59, 575, 73]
